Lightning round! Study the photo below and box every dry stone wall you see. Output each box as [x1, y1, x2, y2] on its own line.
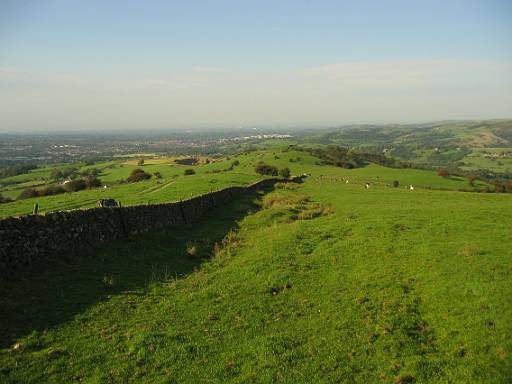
[0, 178, 281, 278]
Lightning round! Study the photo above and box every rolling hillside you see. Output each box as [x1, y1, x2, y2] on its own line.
[1, 152, 511, 383]
[300, 120, 512, 172]
[0, 148, 494, 218]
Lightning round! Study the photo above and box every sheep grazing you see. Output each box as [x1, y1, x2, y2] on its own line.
[365, 183, 370, 189]
[345, 179, 349, 184]
[409, 185, 415, 191]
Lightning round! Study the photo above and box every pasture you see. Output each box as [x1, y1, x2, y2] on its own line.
[1, 151, 510, 382]
[0, 149, 489, 218]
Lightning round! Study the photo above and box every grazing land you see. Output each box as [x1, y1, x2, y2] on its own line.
[1, 146, 511, 383]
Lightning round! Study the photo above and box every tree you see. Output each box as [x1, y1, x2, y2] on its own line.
[64, 179, 87, 192]
[83, 176, 102, 189]
[392, 180, 400, 188]
[127, 169, 152, 182]
[279, 167, 291, 178]
[62, 167, 78, 179]
[255, 163, 278, 176]
[80, 168, 100, 177]
[437, 169, 450, 177]
[50, 169, 64, 180]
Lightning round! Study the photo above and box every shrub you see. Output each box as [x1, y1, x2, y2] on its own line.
[438, 169, 450, 177]
[50, 169, 64, 180]
[392, 180, 400, 188]
[232, 159, 240, 167]
[65, 178, 87, 192]
[127, 168, 152, 182]
[255, 162, 278, 176]
[137, 159, 144, 166]
[39, 185, 66, 196]
[84, 176, 102, 189]
[154, 171, 162, 179]
[80, 168, 100, 177]
[0, 164, 37, 178]
[184, 169, 196, 175]
[279, 167, 291, 178]
[175, 158, 198, 165]
[17, 189, 39, 200]
[17, 183, 74, 199]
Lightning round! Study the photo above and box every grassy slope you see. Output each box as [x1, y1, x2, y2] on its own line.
[0, 155, 258, 217]
[0, 149, 487, 218]
[1, 153, 511, 383]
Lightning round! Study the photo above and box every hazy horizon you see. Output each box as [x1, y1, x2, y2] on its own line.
[1, 0, 511, 132]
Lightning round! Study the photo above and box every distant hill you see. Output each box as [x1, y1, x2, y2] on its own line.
[299, 120, 512, 172]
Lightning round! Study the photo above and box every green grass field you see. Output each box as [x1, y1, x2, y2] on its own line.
[1, 150, 511, 383]
[0, 149, 489, 218]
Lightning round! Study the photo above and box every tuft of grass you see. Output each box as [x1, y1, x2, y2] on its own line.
[296, 203, 335, 220]
[102, 273, 115, 289]
[275, 182, 300, 190]
[186, 243, 198, 258]
[222, 230, 239, 248]
[262, 193, 309, 209]
[459, 243, 479, 258]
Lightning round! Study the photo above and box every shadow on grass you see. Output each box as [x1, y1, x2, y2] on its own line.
[0, 191, 264, 349]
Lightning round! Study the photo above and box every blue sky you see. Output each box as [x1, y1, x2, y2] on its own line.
[0, 0, 511, 131]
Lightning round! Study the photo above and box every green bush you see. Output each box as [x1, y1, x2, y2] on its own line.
[279, 167, 291, 178]
[17, 189, 39, 200]
[39, 185, 66, 196]
[80, 168, 100, 177]
[84, 176, 102, 189]
[184, 169, 196, 175]
[127, 169, 152, 182]
[64, 179, 87, 192]
[255, 163, 278, 176]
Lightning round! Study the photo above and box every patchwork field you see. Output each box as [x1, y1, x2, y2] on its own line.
[1, 151, 510, 383]
[0, 149, 490, 218]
